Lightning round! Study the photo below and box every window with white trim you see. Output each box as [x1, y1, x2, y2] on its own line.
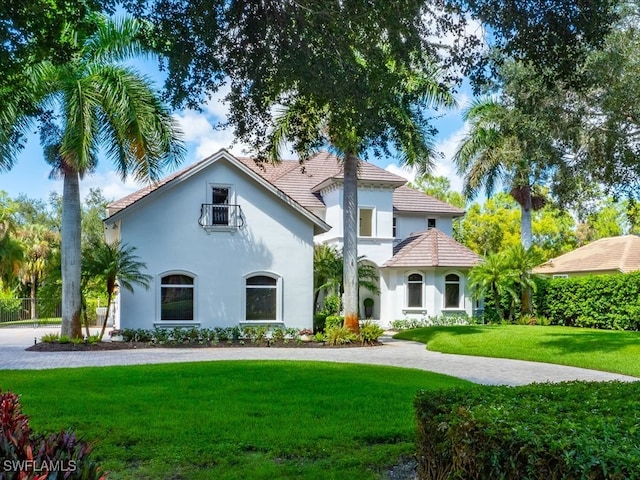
[359, 208, 374, 237]
[444, 273, 460, 308]
[407, 273, 423, 308]
[160, 274, 194, 321]
[245, 274, 278, 321]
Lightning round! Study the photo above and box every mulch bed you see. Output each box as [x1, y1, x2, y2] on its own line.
[27, 340, 383, 352]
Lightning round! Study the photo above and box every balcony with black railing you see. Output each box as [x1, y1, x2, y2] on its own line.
[199, 204, 244, 231]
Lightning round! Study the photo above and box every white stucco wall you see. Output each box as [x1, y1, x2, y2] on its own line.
[379, 267, 474, 326]
[111, 157, 316, 331]
[394, 214, 454, 239]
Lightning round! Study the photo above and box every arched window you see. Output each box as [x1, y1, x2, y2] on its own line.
[246, 274, 278, 321]
[444, 273, 460, 309]
[160, 274, 194, 321]
[407, 273, 423, 308]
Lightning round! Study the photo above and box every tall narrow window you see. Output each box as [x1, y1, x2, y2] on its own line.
[359, 208, 373, 237]
[161, 274, 194, 320]
[212, 187, 229, 225]
[407, 273, 423, 308]
[392, 217, 397, 238]
[444, 273, 460, 309]
[246, 275, 278, 321]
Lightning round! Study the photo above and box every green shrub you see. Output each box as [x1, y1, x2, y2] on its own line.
[40, 333, 60, 343]
[325, 315, 344, 330]
[359, 320, 384, 345]
[313, 312, 328, 332]
[242, 326, 257, 342]
[537, 272, 640, 330]
[58, 335, 70, 344]
[0, 291, 21, 320]
[415, 381, 640, 480]
[122, 328, 153, 342]
[323, 295, 341, 315]
[324, 325, 356, 345]
[0, 390, 105, 479]
[71, 336, 85, 345]
[153, 328, 171, 344]
[271, 327, 286, 343]
[87, 335, 101, 345]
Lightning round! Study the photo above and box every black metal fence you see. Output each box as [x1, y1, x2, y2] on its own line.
[0, 298, 107, 328]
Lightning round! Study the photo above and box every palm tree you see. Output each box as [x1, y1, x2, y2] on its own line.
[18, 224, 58, 319]
[454, 98, 546, 250]
[313, 244, 380, 312]
[267, 65, 454, 333]
[0, 16, 184, 337]
[468, 253, 518, 322]
[83, 240, 151, 340]
[502, 244, 541, 316]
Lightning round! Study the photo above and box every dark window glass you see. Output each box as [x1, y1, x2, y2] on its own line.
[246, 275, 277, 320]
[161, 275, 194, 320]
[445, 274, 460, 308]
[407, 273, 423, 308]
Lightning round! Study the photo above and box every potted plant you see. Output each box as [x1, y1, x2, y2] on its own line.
[298, 329, 313, 342]
[363, 298, 374, 319]
[109, 329, 124, 342]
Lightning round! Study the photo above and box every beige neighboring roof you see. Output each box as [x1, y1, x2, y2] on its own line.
[393, 185, 465, 216]
[533, 235, 640, 275]
[383, 229, 481, 268]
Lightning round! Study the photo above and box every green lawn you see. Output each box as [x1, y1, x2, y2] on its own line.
[394, 325, 640, 377]
[1, 361, 469, 479]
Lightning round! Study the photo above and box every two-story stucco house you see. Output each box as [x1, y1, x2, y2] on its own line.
[104, 149, 480, 330]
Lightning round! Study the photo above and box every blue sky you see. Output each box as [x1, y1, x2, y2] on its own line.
[0, 59, 472, 204]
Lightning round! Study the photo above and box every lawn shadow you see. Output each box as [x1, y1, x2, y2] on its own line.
[538, 331, 638, 355]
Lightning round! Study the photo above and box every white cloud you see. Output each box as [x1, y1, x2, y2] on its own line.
[79, 170, 142, 201]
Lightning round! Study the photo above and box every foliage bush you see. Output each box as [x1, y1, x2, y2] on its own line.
[0, 390, 105, 479]
[358, 320, 384, 345]
[323, 295, 341, 315]
[415, 381, 640, 480]
[325, 315, 344, 330]
[313, 312, 328, 332]
[0, 291, 21, 319]
[536, 272, 640, 330]
[390, 314, 471, 331]
[323, 325, 356, 345]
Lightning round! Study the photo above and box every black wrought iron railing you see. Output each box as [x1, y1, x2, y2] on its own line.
[198, 204, 244, 228]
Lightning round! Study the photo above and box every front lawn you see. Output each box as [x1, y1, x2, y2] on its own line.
[1, 361, 469, 479]
[395, 325, 640, 377]
[0, 317, 62, 327]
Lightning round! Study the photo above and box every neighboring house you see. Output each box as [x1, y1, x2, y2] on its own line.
[533, 235, 640, 278]
[105, 149, 480, 330]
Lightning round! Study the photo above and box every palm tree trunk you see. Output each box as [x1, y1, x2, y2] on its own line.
[520, 186, 533, 314]
[343, 152, 359, 333]
[520, 186, 533, 250]
[61, 169, 83, 338]
[30, 274, 37, 320]
[99, 292, 112, 340]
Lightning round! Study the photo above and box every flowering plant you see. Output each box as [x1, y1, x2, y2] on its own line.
[108, 329, 123, 337]
[298, 329, 313, 336]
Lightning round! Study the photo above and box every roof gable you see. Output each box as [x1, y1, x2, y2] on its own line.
[383, 228, 481, 268]
[106, 149, 330, 233]
[533, 235, 640, 275]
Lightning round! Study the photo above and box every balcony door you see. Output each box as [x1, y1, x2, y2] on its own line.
[212, 187, 229, 225]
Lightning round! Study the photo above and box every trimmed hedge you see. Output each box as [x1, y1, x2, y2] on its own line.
[415, 381, 640, 480]
[536, 272, 640, 330]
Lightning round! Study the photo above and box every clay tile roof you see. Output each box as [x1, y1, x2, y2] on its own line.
[533, 235, 640, 275]
[393, 185, 465, 216]
[238, 151, 407, 209]
[106, 157, 210, 216]
[383, 228, 481, 268]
